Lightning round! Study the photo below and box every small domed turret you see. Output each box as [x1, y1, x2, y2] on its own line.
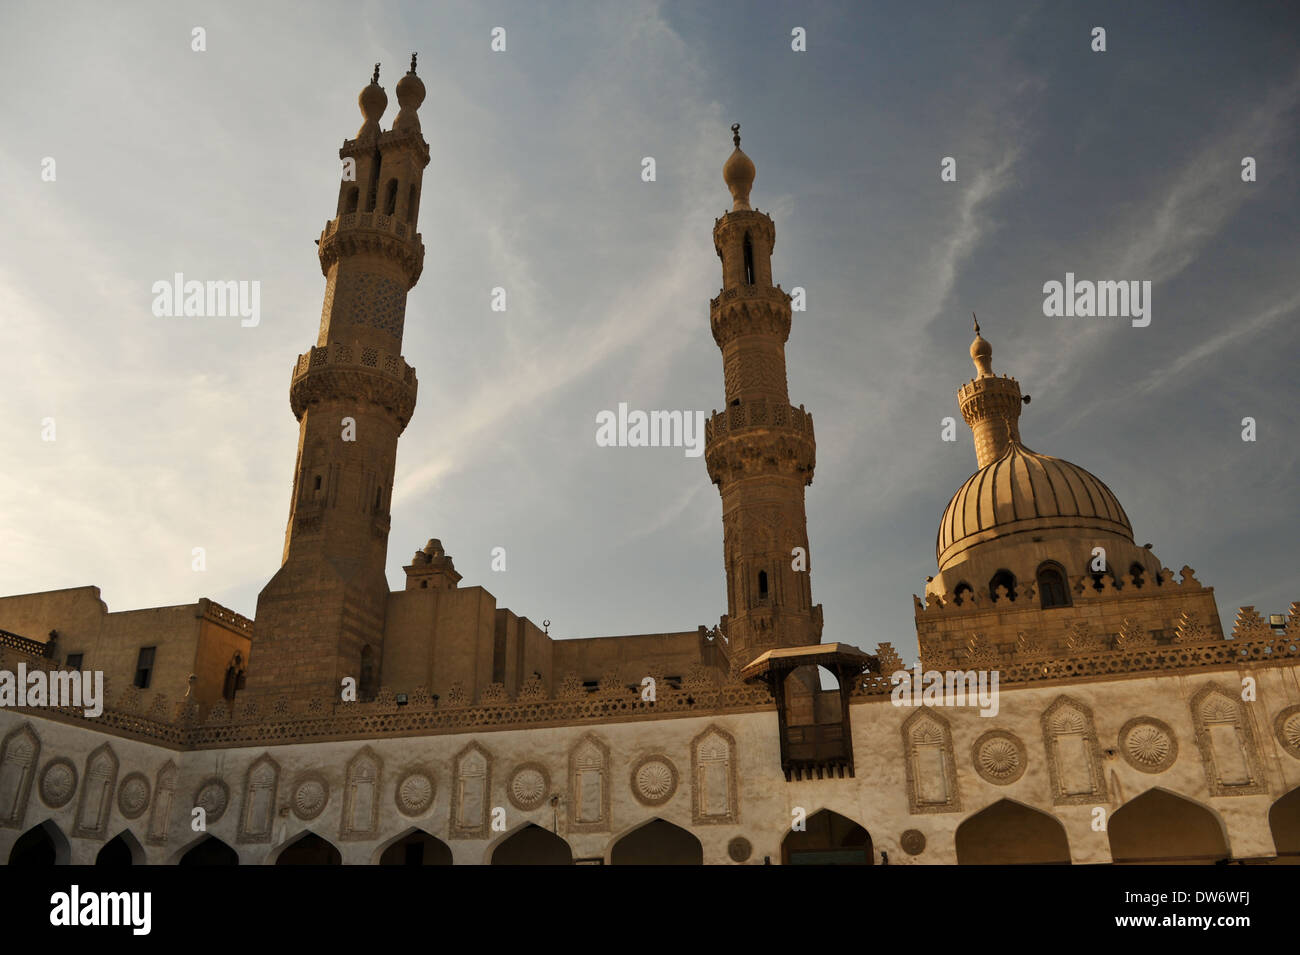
[393, 53, 426, 134]
[357, 63, 387, 140]
[723, 124, 756, 211]
[970, 313, 993, 377]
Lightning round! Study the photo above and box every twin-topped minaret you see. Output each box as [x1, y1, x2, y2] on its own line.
[704, 127, 822, 670]
[247, 59, 430, 702]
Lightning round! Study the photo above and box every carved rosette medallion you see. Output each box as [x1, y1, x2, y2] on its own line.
[292, 774, 329, 821]
[39, 757, 78, 809]
[395, 770, 435, 817]
[727, 836, 753, 863]
[507, 763, 550, 812]
[900, 829, 927, 856]
[1119, 717, 1178, 774]
[1275, 705, 1300, 760]
[117, 772, 151, 819]
[630, 755, 679, 807]
[972, 730, 1027, 785]
[194, 778, 230, 823]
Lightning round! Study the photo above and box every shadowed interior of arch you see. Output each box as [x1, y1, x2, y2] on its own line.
[179, 835, 239, 865]
[781, 809, 871, 865]
[1108, 789, 1228, 864]
[955, 799, 1070, 865]
[610, 818, 702, 865]
[274, 831, 342, 865]
[7, 819, 71, 865]
[1269, 786, 1300, 863]
[490, 823, 572, 865]
[378, 828, 453, 865]
[95, 829, 145, 865]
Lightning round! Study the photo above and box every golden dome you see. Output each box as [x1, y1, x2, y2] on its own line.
[937, 440, 1132, 568]
[723, 124, 755, 211]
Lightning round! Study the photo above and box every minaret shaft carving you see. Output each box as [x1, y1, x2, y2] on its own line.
[249, 62, 430, 702]
[705, 130, 821, 670]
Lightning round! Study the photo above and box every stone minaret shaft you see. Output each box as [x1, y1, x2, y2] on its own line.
[248, 60, 429, 702]
[704, 127, 820, 670]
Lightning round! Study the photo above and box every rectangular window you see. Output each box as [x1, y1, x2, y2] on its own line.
[65, 653, 84, 671]
[134, 646, 156, 689]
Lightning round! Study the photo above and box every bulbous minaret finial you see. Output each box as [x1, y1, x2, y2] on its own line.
[970, 312, 993, 377]
[723, 123, 756, 212]
[393, 52, 426, 133]
[357, 63, 387, 140]
[958, 314, 1024, 467]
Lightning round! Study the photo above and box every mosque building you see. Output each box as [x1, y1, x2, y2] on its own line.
[1, 62, 1297, 866]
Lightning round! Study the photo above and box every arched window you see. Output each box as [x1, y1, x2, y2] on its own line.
[758, 570, 769, 600]
[1128, 562, 1146, 589]
[1036, 562, 1070, 609]
[742, 233, 755, 285]
[406, 184, 418, 225]
[988, 570, 1017, 603]
[344, 186, 359, 214]
[384, 179, 398, 216]
[223, 653, 246, 703]
[953, 582, 973, 606]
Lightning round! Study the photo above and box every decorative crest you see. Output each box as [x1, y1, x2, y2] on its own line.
[731, 123, 741, 148]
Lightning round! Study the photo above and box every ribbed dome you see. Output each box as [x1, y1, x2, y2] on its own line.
[937, 440, 1132, 568]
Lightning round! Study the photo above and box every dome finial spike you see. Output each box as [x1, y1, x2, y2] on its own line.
[731, 123, 741, 148]
[372, 62, 381, 84]
[410, 52, 418, 73]
[973, 311, 980, 335]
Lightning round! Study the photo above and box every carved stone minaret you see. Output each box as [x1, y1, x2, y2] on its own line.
[704, 126, 821, 671]
[959, 315, 1026, 468]
[248, 59, 430, 702]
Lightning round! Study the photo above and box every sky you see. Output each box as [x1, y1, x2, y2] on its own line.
[1, 1, 1297, 665]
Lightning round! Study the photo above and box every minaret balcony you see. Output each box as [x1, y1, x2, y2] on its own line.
[290, 342, 418, 428]
[704, 399, 816, 484]
[704, 398, 814, 443]
[318, 214, 425, 286]
[710, 285, 792, 346]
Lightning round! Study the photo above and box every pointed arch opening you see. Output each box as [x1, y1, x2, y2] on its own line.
[742, 232, 755, 285]
[383, 178, 398, 216]
[490, 823, 572, 865]
[610, 818, 702, 865]
[178, 835, 239, 866]
[96, 830, 145, 866]
[273, 831, 342, 865]
[1108, 789, 1228, 864]
[1268, 786, 1300, 863]
[8, 820, 70, 865]
[956, 799, 1070, 864]
[781, 809, 872, 865]
[377, 827, 453, 866]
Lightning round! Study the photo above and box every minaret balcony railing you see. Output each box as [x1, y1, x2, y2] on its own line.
[323, 212, 421, 243]
[289, 342, 419, 427]
[709, 283, 790, 313]
[704, 398, 814, 444]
